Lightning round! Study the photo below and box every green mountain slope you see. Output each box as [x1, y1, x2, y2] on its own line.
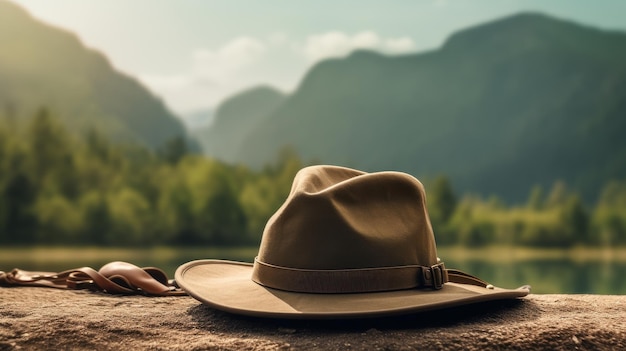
[195, 85, 286, 163]
[228, 13, 626, 202]
[0, 0, 190, 149]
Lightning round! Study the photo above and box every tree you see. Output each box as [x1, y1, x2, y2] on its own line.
[591, 180, 626, 245]
[560, 194, 589, 245]
[197, 182, 248, 245]
[561, 195, 590, 243]
[27, 108, 71, 176]
[527, 185, 544, 210]
[427, 176, 457, 228]
[85, 128, 112, 162]
[159, 136, 188, 165]
[240, 177, 279, 237]
[34, 194, 82, 243]
[107, 187, 152, 245]
[25, 108, 80, 199]
[157, 177, 196, 245]
[79, 191, 112, 245]
[2, 172, 37, 243]
[546, 181, 568, 208]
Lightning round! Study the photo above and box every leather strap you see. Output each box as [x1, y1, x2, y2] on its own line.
[447, 268, 491, 288]
[0, 261, 185, 296]
[252, 258, 449, 293]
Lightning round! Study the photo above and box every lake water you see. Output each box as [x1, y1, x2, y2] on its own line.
[1, 246, 625, 294]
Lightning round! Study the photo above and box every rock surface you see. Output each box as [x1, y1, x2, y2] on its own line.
[1, 288, 625, 350]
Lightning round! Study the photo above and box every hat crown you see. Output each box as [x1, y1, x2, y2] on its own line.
[257, 165, 438, 270]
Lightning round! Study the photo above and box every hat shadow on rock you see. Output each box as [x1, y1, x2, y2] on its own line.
[187, 297, 540, 332]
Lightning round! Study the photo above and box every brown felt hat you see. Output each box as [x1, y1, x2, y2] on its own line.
[176, 165, 529, 319]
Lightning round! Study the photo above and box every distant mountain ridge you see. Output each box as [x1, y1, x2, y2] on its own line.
[182, 108, 214, 131]
[195, 85, 286, 163]
[0, 0, 192, 149]
[202, 12, 626, 203]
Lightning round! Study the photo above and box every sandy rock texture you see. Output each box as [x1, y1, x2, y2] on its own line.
[0, 287, 625, 350]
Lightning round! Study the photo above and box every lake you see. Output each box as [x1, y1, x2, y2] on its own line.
[1, 246, 625, 294]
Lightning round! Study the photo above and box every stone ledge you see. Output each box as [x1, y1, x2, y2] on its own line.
[1, 287, 625, 350]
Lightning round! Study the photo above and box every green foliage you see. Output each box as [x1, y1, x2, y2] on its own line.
[158, 136, 189, 165]
[526, 185, 544, 210]
[591, 181, 626, 245]
[432, 178, 624, 248]
[425, 176, 457, 245]
[0, 112, 301, 246]
[35, 193, 83, 243]
[427, 176, 457, 225]
[1, 112, 626, 248]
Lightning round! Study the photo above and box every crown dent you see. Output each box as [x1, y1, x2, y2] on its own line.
[257, 166, 438, 270]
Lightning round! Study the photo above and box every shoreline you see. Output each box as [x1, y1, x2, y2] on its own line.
[2, 244, 626, 261]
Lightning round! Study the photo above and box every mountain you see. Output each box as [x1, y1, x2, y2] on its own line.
[182, 108, 214, 131]
[196, 85, 286, 163]
[0, 0, 192, 149]
[209, 12, 626, 203]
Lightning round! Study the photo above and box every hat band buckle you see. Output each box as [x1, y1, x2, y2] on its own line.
[421, 262, 446, 290]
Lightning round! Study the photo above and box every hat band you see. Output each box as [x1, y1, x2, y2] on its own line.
[251, 258, 448, 293]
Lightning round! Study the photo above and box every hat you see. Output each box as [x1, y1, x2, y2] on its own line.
[176, 165, 529, 319]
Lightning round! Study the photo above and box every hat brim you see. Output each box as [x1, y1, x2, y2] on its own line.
[175, 259, 530, 319]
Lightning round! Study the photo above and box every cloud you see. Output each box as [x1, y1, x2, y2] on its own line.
[140, 74, 191, 93]
[139, 31, 418, 114]
[139, 36, 268, 113]
[300, 31, 418, 62]
[384, 37, 418, 54]
[191, 36, 266, 83]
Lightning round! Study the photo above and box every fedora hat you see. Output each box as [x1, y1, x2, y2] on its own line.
[176, 165, 529, 319]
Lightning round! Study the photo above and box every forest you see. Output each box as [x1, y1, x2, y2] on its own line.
[1, 109, 625, 247]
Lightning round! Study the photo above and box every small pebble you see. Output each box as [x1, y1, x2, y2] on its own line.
[278, 328, 297, 334]
[366, 328, 381, 334]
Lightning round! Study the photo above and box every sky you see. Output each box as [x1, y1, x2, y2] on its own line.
[10, 0, 626, 119]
